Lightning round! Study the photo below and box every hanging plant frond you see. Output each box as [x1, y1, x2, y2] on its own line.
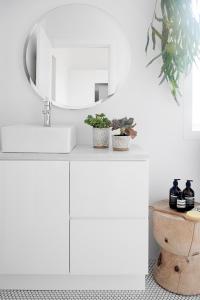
[146, 0, 200, 103]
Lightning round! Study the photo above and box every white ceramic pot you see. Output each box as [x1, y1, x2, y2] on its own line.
[93, 128, 110, 148]
[112, 135, 130, 151]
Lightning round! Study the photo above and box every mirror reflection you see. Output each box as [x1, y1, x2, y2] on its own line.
[25, 4, 131, 109]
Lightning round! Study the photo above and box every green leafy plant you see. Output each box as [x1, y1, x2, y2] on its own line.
[146, 0, 200, 103]
[111, 117, 137, 139]
[84, 113, 111, 128]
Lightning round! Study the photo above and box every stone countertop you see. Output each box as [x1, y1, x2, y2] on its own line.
[0, 144, 148, 161]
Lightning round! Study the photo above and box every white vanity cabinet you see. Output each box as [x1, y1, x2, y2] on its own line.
[0, 146, 148, 290]
[0, 161, 69, 275]
[70, 161, 148, 275]
[70, 219, 148, 275]
[70, 161, 148, 218]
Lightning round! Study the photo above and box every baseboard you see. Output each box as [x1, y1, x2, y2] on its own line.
[0, 274, 146, 290]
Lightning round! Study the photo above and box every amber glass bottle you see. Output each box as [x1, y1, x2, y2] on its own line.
[169, 179, 181, 209]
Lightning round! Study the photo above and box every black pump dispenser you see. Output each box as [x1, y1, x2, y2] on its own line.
[173, 179, 180, 186]
[169, 179, 181, 209]
[186, 180, 192, 188]
[183, 180, 195, 211]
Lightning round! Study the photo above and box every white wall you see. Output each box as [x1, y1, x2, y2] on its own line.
[1, 0, 200, 259]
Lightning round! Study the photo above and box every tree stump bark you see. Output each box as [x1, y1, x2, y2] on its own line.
[151, 200, 200, 295]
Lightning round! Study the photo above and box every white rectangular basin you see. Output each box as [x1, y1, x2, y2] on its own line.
[1, 125, 76, 153]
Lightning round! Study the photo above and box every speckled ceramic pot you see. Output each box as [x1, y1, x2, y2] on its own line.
[93, 128, 110, 148]
[112, 135, 130, 151]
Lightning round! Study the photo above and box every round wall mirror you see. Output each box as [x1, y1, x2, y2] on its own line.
[24, 4, 131, 109]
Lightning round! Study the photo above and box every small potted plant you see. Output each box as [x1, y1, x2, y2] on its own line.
[84, 113, 111, 148]
[111, 117, 137, 151]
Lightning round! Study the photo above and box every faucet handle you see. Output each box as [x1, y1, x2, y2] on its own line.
[43, 99, 51, 109]
[42, 98, 51, 127]
[42, 99, 51, 114]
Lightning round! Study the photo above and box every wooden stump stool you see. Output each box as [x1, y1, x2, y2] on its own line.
[151, 200, 200, 296]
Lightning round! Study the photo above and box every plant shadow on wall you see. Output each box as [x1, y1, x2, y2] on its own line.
[146, 0, 200, 103]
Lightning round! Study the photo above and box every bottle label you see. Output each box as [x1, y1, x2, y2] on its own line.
[185, 197, 194, 205]
[170, 195, 177, 207]
[177, 199, 186, 208]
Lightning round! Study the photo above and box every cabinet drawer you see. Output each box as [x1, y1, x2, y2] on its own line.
[70, 219, 148, 275]
[70, 161, 148, 218]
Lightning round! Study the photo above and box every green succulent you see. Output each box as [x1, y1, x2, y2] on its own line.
[146, 0, 200, 103]
[84, 113, 111, 128]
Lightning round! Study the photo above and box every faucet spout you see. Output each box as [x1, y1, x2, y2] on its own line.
[42, 99, 51, 127]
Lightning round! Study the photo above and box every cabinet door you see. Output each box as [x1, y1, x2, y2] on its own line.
[70, 161, 148, 218]
[70, 219, 148, 275]
[0, 161, 69, 275]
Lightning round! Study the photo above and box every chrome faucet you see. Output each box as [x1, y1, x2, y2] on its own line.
[42, 99, 51, 127]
